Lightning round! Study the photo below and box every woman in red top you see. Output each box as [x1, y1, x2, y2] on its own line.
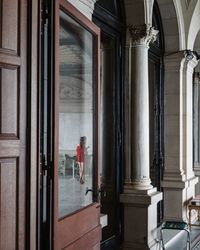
[76, 136, 88, 184]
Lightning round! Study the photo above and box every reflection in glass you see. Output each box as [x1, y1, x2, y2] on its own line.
[58, 10, 94, 218]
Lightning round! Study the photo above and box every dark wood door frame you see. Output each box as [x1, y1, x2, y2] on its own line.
[148, 0, 165, 224]
[93, 1, 125, 248]
[38, 0, 55, 249]
[26, 0, 40, 249]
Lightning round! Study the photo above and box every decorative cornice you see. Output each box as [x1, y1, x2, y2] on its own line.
[128, 24, 158, 47]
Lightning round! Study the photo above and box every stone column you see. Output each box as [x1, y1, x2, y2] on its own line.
[162, 51, 198, 222]
[130, 24, 158, 190]
[120, 24, 162, 250]
[194, 72, 200, 195]
[193, 72, 200, 166]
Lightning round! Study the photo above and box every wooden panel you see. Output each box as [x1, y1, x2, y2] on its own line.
[1, 68, 18, 136]
[63, 225, 101, 250]
[0, 52, 21, 68]
[0, 158, 18, 250]
[57, 204, 101, 249]
[0, 140, 20, 156]
[0, 0, 27, 249]
[1, 0, 19, 52]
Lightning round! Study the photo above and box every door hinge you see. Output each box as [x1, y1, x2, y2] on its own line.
[41, 154, 53, 177]
[41, 1, 48, 24]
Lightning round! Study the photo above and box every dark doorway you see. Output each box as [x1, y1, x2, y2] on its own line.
[149, 1, 165, 224]
[93, 1, 125, 249]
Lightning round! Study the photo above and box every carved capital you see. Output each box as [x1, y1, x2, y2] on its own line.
[128, 24, 158, 47]
[184, 50, 195, 61]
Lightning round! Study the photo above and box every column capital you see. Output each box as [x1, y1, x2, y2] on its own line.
[183, 50, 199, 73]
[164, 50, 199, 72]
[128, 24, 158, 47]
[184, 50, 199, 61]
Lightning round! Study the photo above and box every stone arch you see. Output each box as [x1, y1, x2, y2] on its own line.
[124, 0, 184, 53]
[188, 0, 200, 50]
[124, 0, 154, 26]
[194, 31, 200, 71]
[157, 0, 185, 52]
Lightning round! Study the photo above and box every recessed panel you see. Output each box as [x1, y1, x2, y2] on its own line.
[1, 68, 18, 136]
[0, 158, 17, 250]
[1, 0, 19, 52]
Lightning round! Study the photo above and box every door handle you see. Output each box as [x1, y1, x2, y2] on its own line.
[85, 187, 93, 195]
[85, 187, 106, 198]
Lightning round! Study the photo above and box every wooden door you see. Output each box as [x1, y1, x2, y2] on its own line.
[53, 1, 101, 249]
[0, 0, 27, 249]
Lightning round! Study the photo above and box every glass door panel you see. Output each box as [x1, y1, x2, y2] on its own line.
[58, 9, 94, 218]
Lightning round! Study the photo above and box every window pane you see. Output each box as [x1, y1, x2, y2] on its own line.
[58, 10, 94, 218]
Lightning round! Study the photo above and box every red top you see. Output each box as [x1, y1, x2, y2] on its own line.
[76, 144, 85, 163]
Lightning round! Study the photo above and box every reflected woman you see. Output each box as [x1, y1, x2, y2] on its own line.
[76, 136, 89, 184]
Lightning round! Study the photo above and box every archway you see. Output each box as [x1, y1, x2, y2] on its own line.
[187, 0, 200, 49]
[157, 0, 182, 52]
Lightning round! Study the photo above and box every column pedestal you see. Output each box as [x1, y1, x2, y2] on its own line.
[120, 188, 162, 250]
[162, 177, 198, 221]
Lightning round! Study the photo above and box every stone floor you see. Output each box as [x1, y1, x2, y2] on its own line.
[160, 226, 200, 250]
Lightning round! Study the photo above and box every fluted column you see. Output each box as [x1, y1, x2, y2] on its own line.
[129, 24, 158, 190]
